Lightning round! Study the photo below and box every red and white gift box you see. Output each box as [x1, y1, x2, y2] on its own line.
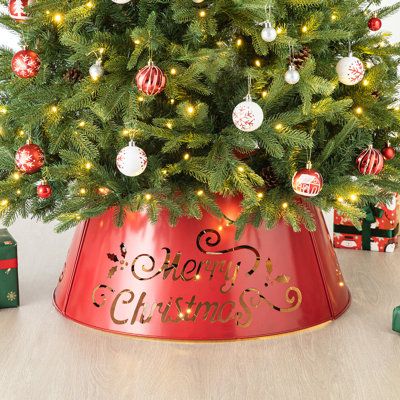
[333, 195, 399, 253]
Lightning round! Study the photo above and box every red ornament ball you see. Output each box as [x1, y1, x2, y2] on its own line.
[37, 181, 52, 199]
[8, 0, 34, 22]
[368, 17, 382, 31]
[15, 142, 45, 174]
[292, 163, 323, 198]
[135, 61, 166, 96]
[381, 144, 396, 160]
[12, 49, 41, 79]
[356, 145, 384, 175]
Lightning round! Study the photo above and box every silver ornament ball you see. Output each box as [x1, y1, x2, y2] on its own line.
[285, 65, 300, 85]
[89, 60, 104, 81]
[261, 21, 277, 42]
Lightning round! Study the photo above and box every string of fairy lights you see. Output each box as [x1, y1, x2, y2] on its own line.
[0, 0, 398, 214]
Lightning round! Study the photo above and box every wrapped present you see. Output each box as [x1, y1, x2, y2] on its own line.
[334, 195, 399, 253]
[393, 306, 400, 333]
[0, 229, 19, 308]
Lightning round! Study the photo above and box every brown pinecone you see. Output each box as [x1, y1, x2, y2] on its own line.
[288, 46, 311, 69]
[371, 90, 381, 100]
[63, 67, 84, 83]
[261, 165, 279, 190]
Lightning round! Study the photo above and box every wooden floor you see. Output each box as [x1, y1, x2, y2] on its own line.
[1, 219, 400, 400]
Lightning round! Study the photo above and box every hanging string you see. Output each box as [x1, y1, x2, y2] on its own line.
[265, 4, 272, 21]
[348, 39, 352, 56]
[148, 30, 153, 63]
[245, 76, 252, 101]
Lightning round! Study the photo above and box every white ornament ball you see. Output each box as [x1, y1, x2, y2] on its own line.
[232, 99, 264, 132]
[261, 22, 277, 43]
[116, 141, 148, 177]
[285, 65, 300, 85]
[336, 54, 365, 86]
[112, 0, 131, 3]
[89, 60, 104, 81]
[192, 0, 204, 3]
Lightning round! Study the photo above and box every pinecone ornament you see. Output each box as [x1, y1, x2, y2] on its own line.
[261, 165, 279, 190]
[63, 67, 84, 83]
[288, 46, 311, 69]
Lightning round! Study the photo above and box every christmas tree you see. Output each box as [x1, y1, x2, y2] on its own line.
[0, 0, 400, 236]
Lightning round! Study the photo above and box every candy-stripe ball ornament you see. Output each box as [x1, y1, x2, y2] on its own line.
[356, 145, 384, 175]
[292, 161, 323, 197]
[336, 52, 365, 86]
[12, 49, 41, 79]
[37, 180, 52, 199]
[8, 0, 34, 22]
[116, 140, 148, 177]
[135, 61, 166, 96]
[15, 141, 45, 174]
[232, 95, 264, 132]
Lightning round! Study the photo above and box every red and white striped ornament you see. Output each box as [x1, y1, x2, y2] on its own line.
[8, 0, 34, 22]
[356, 145, 384, 175]
[135, 61, 166, 96]
[11, 49, 41, 79]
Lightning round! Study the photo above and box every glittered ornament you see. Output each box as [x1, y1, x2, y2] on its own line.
[135, 61, 166, 96]
[232, 95, 264, 132]
[37, 180, 52, 199]
[116, 140, 148, 177]
[292, 161, 323, 198]
[261, 21, 277, 42]
[336, 53, 365, 86]
[381, 143, 396, 160]
[356, 145, 384, 175]
[12, 49, 41, 79]
[368, 16, 382, 31]
[285, 65, 300, 85]
[15, 140, 45, 174]
[8, 0, 34, 21]
[89, 59, 104, 81]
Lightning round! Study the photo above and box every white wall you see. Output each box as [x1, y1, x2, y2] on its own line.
[0, 2, 399, 251]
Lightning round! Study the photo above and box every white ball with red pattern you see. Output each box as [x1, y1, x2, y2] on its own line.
[9, 0, 34, 22]
[135, 61, 166, 96]
[116, 141, 148, 177]
[232, 98, 264, 132]
[292, 162, 323, 197]
[336, 54, 365, 86]
[12, 49, 41, 79]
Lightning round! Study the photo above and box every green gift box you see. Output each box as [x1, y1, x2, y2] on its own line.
[0, 229, 19, 309]
[393, 306, 400, 334]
